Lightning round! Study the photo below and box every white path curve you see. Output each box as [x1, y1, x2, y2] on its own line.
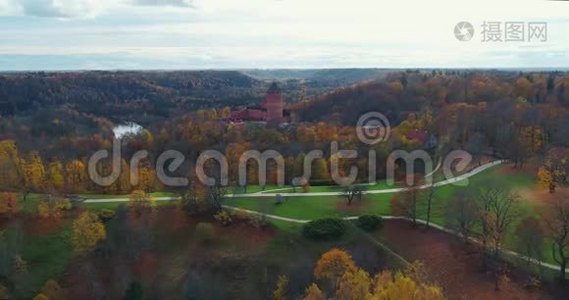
[85, 160, 506, 203]
[84, 160, 505, 203]
[230, 160, 505, 198]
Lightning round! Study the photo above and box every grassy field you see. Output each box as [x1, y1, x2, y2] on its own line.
[228, 194, 391, 219]
[227, 164, 562, 266]
[256, 180, 392, 194]
[19, 226, 73, 298]
[16, 163, 559, 277]
[6, 163, 563, 297]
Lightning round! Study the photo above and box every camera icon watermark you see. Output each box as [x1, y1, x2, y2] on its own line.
[356, 112, 391, 145]
[454, 21, 475, 42]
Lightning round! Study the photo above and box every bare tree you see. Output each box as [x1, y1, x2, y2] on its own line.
[206, 183, 227, 213]
[488, 188, 520, 256]
[515, 217, 545, 277]
[475, 180, 520, 268]
[444, 190, 477, 243]
[390, 174, 426, 226]
[340, 185, 365, 206]
[423, 185, 437, 230]
[179, 181, 205, 214]
[391, 187, 422, 226]
[540, 196, 569, 281]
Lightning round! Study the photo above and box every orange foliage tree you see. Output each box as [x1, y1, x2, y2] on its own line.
[0, 192, 20, 218]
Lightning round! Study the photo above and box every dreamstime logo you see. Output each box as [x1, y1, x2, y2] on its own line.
[356, 112, 391, 145]
[88, 112, 473, 189]
[454, 21, 475, 41]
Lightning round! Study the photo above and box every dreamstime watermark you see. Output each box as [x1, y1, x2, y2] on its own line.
[88, 112, 473, 189]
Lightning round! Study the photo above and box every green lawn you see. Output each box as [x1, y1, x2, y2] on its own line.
[228, 193, 392, 220]
[20, 163, 555, 273]
[261, 180, 393, 194]
[7, 223, 73, 299]
[227, 165, 563, 267]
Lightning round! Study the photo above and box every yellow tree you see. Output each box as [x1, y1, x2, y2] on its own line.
[302, 284, 325, 300]
[46, 161, 65, 192]
[335, 269, 372, 300]
[0, 284, 9, 300]
[312, 158, 330, 181]
[225, 142, 250, 184]
[515, 76, 534, 100]
[37, 201, 51, 219]
[37, 198, 72, 219]
[372, 271, 444, 300]
[273, 275, 289, 300]
[537, 149, 567, 193]
[40, 279, 63, 300]
[519, 126, 544, 156]
[314, 248, 357, 286]
[65, 159, 87, 193]
[128, 189, 154, 215]
[72, 212, 106, 254]
[23, 151, 45, 192]
[0, 140, 24, 191]
[537, 166, 555, 192]
[33, 294, 49, 300]
[220, 106, 231, 119]
[137, 163, 156, 193]
[309, 250, 444, 299]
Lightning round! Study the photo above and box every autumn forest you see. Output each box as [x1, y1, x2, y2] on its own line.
[1, 69, 569, 299]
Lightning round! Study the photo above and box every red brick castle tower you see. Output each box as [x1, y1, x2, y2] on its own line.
[228, 82, 290, 124]
[262, 82, 284, 123]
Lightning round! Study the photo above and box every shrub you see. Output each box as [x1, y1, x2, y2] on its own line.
[194, 222, 215, 244]
[128, 190, 154, 214]
[275, 194, 285, 205]
[214, 210, 233, 226]
[72, 212, 106, 254]
[37, 198, 72, 218]
[302, 218, 346, 240]
[55, 198, 72, 211]
[40, 279, 63, 300]
[98, 209, 116, 222]
[356, 215, 383, 231]
[247, 214, 268, 229]
[302, 182, 310, 193]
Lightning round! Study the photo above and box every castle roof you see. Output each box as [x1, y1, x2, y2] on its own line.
[267, 82, 281, 94]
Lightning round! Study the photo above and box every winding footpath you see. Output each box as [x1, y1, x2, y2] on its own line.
[221, 206, 567, 275]
[83, 159, 566, 274]
[84, 160, 504, 203]
[232, 159, 505, 198]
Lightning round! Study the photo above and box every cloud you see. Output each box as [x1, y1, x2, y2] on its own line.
[0, 0, 193, 18]
[0, 0, 20, 15]
[0, 0, 111, 18]
[132, 0, 194, 7]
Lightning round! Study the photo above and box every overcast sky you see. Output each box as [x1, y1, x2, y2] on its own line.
[0, 0, 567, 70]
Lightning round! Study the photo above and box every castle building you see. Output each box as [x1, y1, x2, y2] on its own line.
[229, 82, 291, 124]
